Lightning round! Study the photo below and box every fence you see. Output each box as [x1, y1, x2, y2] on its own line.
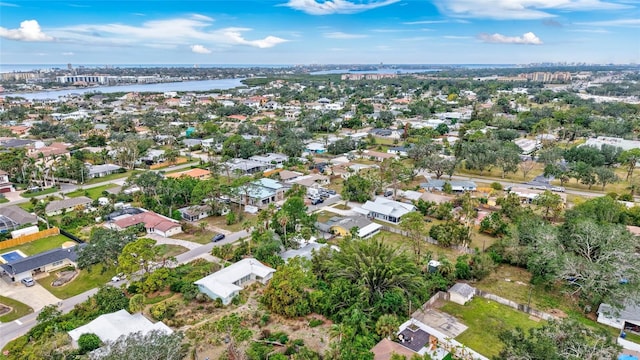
[0, 227, 60, 251]
[380, 225, 474, 254]
[419, 291, 450, 312]
[149, 157, 189, 170]
[474, 289, 557, 321]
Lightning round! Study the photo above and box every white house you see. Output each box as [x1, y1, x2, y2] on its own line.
[68, 309, 172, 347]
[358, 197, 415, 224]
[448, 283, 476, 305]
[194, 258, 275, 305]
[597, 303, 640, 330]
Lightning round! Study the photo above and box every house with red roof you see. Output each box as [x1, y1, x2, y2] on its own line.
[107, 210, 182, 237]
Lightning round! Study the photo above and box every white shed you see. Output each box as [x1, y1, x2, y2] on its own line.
[448, 283, 476, 305]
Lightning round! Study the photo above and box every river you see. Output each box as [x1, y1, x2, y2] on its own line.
[3, 78, 246, 101]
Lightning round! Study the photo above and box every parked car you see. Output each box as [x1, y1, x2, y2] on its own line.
[311, 198, 324, 205]
[111, 273, 126, 282]
[212, 233, 225, 242]
[21, 277, 35, 287]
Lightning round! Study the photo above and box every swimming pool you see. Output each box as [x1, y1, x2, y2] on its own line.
[619, 354, 639, 360]
[0, 251, 25, 263]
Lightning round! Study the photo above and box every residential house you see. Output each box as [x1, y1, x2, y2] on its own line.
[280, 241, 327, 262]
[509, 187, 567, 205]
[249, 153, 289, 167]
[358, 150, 398, 162]
[139, 149, 165, 165]
[358, 197, 415, 224]
[387, 146, 411, 157]
[305, 142, 326, 154]
[165, 168, 211, 180]
[108, 210, 182, 237]
[45, 196, 92, 216]
[178, 205, 211, 222]
[316, 215, 382, 239]
[1, 245, 83, 282]
[278, 170, 303, 182]
[0, 205, 38, 232]
[421, 179, 477, 193]
[371, 338, 416, 360]
[0, 170, 15, 193]
[597, 303, 640, 330]
[194, 258, 275, 305]
[87, 164, 123, 179]
[291, 174, 330, 189]
[225, 158, 270, 175]
[233, 178, 286, 209]
[68, 309, 172, 347]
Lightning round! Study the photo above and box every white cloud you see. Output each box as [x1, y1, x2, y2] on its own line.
[402, 20, 448, 25]
[62, 52, 74, 55]
[281, 0, 399, 15]
[435, 0, 631, 20]
[324, 31, 368, 39]
[0, 20, 54, 41]
[576, 18, 640, 27]
[191, 44, 212, 54]
[569, 28, 610, 33]
[478, 31, 543, 44]
[0, 2, 19, 6]
[47, 15, 288, 49]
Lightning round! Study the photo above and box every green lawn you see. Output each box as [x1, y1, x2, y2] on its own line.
[37, 264, 116, 299]
[0, 296, 33, 323]
[440, 297, 544, 358]
[624, 331, 640, 345]
[17, 201, 34, 212]
[0, 235, 75, 256]
[173, 231, 214, 244]
[65, 184, 117, 200]
[374, 230, 462, 261]
[20, 187, 59, 198]
[0, 197, 8, 204]
[156, 244, 188, 258]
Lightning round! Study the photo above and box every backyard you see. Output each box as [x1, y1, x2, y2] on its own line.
[0, 296, 33, 323]
[0, 234, 76, 256]
[37, 264, 116, 299]
[440, 297, 544, 358]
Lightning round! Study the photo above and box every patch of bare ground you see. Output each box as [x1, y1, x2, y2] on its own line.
[184, 285, 332, 359]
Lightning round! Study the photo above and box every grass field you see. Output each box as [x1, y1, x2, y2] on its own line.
[37, 264, 116, 299]
[156, 244, 189, 258]
[440, 297, 544, 358]
[173, 231, 211, 244]
[65, 184, 117, 200]
[374, 230, 463, 261]
[0, 296, 33, 323]
[0, 234, 75, 256]
[0, 197, 8, 204]
[20, 187, 59, 198]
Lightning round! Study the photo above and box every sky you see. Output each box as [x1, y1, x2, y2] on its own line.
[0, 0, 638, 65]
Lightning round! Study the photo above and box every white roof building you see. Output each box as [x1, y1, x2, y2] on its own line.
[68, 309, 172, 346]
[359, 197, 416, 224]
[194, 258, 275, 305]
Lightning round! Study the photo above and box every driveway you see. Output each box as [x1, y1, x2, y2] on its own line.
[146, 233, 200, 250]
[0, 277, 61, 312]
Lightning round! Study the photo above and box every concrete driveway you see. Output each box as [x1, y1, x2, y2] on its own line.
[0, 277, 61, 312]
[411, 307, 468, 339]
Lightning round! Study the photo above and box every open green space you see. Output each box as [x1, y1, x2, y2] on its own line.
[37, 264, 117, 299]
[440, 297, 544, 358]
[20, 187, 59, 198]
[624, 331, 640, 345]
[65, 184, 117, 200]
[156, 244, 189, 258]
[374, 230, 463, 261]
[0, 234, 75, 256]
[0, 296, 33, 323]
[0, 197, 8, 204]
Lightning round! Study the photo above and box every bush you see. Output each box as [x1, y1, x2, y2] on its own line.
[308, 318, 324, 327]
[490, 182, 503, 191]
[78, 333, 101, 354]
[150, 300, 178, 321]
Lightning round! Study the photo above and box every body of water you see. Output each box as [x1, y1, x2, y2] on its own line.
[3, 78, 246, 100]
[0, 64, 292, 73]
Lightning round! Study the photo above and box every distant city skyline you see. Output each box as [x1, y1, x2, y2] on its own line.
[0, 0, 638, 65]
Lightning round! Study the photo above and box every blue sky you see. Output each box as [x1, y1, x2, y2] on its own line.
[0, 0, 638, 65]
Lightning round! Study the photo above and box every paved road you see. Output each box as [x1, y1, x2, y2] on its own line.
[0, 228, 248, 350]
[0, 288, 98, 349]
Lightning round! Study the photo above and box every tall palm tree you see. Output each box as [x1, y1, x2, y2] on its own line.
[278, 212, 290, 245]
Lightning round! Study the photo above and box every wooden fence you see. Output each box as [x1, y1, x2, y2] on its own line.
[0, 227, 60, 251]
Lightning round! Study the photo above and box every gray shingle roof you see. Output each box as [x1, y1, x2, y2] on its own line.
[449, 283, 476, 298]
[1, 244, 84, 275]
[45, 196, 92, 213]
[0, 205, 37, 225]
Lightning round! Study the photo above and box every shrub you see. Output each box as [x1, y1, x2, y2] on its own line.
[78, 333, 101, 354]
[308, 318, 324, 327]
[150, 300, 178, 321]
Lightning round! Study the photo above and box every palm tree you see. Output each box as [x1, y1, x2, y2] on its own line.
[278, 212, 290, 246]
[375, 314, 400, 340]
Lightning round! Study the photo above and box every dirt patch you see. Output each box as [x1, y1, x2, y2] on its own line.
[0, 303, 12, 316]
[548, 308, 568, 318]
[51, 269, 78, 287]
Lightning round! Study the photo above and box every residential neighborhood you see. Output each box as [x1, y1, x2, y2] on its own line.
[0, 63, 639, 360]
